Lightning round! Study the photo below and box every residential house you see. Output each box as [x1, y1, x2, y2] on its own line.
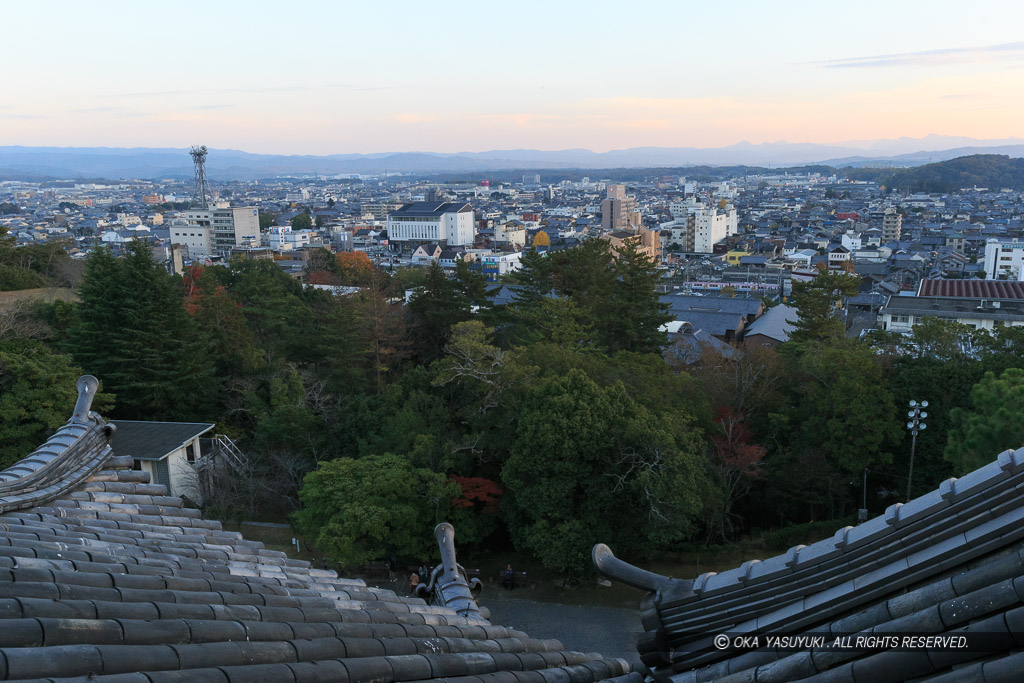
[411, 242, 442, 265]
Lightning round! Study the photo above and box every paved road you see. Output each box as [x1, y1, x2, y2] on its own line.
[483, 589, 644, 671]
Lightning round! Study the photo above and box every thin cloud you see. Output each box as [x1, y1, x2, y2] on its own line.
[0, 113, 44, 119]
[814, 41, 1024, 69]
[111, 82, 364, 99]
[71, 106, 121, 114]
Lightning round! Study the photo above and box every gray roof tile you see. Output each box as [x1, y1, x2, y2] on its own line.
[0, 377, 629, 682]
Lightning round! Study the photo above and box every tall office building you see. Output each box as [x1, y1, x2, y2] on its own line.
[601, 185, 641, 231]
[171, 204, 261, 258]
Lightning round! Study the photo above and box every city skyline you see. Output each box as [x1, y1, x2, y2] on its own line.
[3, 0, 1023, 155]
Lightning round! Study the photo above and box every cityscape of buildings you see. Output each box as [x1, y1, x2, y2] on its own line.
[4, 151, 1023, 346]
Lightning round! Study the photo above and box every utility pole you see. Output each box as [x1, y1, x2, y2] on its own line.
[906, 400, 928, 502]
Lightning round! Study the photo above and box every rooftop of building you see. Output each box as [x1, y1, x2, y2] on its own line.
[918, 279, 1024, 300]
[390, 201, 472, 218]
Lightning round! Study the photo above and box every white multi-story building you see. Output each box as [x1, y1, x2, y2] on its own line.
[268, 226, 314, 251]
[169, 225, 212, 261]
[172, 204, 260, 257]
[984, 239, 1024, 280]
[386, 201, 475, 247]
[840, 230, 862, 252]
[285, 188, 311, 202]
[494, 221, 526, 250]
[666, 198, 737, 253]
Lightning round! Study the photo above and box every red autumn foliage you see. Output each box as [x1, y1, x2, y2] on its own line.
[711, 406, 766, 479]
[450, 476, 503, 510]
[307, 269, 340, 285]
[183, 264, 236, 315]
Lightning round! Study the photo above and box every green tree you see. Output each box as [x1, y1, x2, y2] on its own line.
[259, 212, 277, 230]
[223, 259, 311, 364]
[184, 265, 265, 378]
[787, 272, 860, 343]
[70, 241, 218, 421]
[406, 261, 471, 362]
[606, 238, 672, 353]
[905, 317, 984, 360]
[0, 226, 45, 290]
[945, 369, 1024, 474]
[501, 368, 707, 579]
[295, 453, 460, 566]
[453, 258, 491, 309]
[291, 212, 313, 230]
[768, 340, 902, 520]
[0, 339, 112, 468]
[304, 247, 342, 283]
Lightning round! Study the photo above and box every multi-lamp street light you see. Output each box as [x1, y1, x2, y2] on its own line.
[906, 400, 928, 502]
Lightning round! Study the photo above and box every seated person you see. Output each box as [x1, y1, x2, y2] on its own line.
[502, 563, 515, 589]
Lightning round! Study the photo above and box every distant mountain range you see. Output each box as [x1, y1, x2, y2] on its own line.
[2, 136, 1023, 180]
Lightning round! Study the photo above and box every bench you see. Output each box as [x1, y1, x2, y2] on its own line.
[407, 566, 481, 581]
[500, 570, 528, 589]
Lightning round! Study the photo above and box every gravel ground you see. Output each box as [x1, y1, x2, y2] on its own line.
[482, 588, 644, 671]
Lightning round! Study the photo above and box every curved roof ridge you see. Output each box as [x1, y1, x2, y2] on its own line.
[596, 446, 1024, 678]
[0, 376, 115, 514]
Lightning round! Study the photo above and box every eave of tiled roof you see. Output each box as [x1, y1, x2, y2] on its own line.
[595, 447, 1024, 682]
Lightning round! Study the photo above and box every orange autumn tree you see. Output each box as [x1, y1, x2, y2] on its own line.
[336, 251, 375, 286]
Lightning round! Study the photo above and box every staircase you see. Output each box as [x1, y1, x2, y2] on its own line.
[196, 434, 248, 474]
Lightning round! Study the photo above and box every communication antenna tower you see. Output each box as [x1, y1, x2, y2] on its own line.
[190, 145, 211, 209]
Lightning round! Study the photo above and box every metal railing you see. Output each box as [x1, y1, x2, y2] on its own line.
[195, 434, 247, 473]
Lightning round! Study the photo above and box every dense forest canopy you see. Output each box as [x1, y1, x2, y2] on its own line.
[2, 238, 1023, 579]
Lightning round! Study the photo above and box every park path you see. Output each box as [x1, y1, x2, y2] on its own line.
[483, 589, 644, 670]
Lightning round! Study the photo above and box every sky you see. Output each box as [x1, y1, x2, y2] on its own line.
[2, 0, 1023, 155]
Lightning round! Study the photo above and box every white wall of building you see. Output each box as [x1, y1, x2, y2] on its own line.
[170, 225, 212, 260]
[387, 209, 475, 246]
[268, 226, 313, 251]
[984, 239, 1024, 280]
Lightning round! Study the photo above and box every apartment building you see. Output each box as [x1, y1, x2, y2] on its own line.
[881, 207, 902, 242]
[984, 239, 1024, 280]
[601, 185, 641, 231]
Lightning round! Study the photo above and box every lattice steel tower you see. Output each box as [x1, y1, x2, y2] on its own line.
[189, 145, 211, 209]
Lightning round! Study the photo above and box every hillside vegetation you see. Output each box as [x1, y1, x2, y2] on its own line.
[847, 155, 1024, 193]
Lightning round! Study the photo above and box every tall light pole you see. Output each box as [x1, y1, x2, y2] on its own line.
[906, 400, 928, 502]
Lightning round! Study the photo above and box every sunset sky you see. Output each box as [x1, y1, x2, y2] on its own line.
[3, 0, 1023, 154]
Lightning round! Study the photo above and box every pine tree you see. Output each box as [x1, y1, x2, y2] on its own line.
[608, 238, 672, 353]
[406, 261, 470, 362]
[70, 241, 218, 421]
